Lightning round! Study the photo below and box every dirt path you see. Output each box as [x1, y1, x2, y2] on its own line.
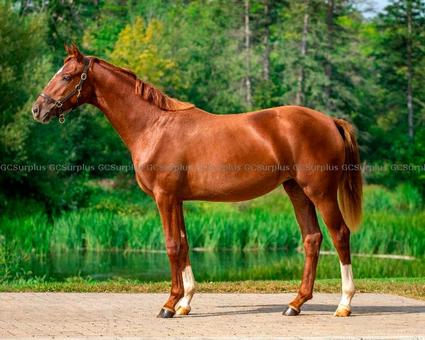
[1, 293, 424, 338]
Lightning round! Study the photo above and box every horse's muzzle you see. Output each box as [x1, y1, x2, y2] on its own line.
[32, 98, 55, 124]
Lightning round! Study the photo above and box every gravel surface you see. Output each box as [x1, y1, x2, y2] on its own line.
[1, 292, 424, 338]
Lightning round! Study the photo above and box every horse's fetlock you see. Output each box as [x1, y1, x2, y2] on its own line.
[171, 286, 185, 300]
[305, 291, 313, 300]
[343, 284, 355, 297]
[298, 288, 313, 302]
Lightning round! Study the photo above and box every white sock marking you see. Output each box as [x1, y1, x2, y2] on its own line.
[338, 262, 355, 310]
[178, 265, 196, 308]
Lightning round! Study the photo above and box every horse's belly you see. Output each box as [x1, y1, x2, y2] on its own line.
[183, 163, 291, 201]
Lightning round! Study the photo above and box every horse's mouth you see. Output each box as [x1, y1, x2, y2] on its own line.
[35, 111, 53, 124]
[41, 115, 52, 124]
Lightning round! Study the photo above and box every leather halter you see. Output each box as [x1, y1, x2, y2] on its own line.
[40, 57, 92, 124]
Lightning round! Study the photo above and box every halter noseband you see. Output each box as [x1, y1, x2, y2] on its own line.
[40, 57, 92, 124]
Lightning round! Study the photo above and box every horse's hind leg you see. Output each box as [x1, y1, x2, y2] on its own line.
[282, 179, 322, 316]
[310, 191, 355, 317]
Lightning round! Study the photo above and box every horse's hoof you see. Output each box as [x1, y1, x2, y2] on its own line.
[176, 305, 191, 316]
[157, 307, 175, 318]
[283, 305, 300, 316]
[334, 305, 351, 317]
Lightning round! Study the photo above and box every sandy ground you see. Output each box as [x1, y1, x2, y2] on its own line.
[0, 292, 424, 339]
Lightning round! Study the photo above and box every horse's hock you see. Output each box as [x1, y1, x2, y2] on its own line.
[1, 292, 424, 337]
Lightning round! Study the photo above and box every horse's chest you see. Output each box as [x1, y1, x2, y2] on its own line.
[134, 171, 154, 196]
[132, 154, 181, 197]
[132, 150, 157, 196]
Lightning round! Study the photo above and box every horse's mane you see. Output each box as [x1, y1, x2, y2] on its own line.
[65, 45, 194, 112]
[98, 59, 194, 111]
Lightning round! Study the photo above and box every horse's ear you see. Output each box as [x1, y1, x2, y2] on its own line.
[64, 43, 84, 62]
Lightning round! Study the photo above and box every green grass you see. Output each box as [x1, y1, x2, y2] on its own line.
[1, 183, 424, 255]
[1, 183, 424, 282]
[1, 277, 424, 300]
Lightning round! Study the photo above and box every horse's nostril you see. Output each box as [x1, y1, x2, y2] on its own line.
[32, 105, 41, 119]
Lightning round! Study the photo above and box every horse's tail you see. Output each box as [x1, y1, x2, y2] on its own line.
[333, 118, 363, 232]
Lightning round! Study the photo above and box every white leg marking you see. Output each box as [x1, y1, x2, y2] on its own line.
[177, 265, 196, 309]
[338, 262, 355, 311]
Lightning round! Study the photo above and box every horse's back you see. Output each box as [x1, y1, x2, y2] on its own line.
[245, 105, 344, 160]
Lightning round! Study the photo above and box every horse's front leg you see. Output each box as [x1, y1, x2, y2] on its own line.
[155, 193, 185, 318]
[175, 205, 196, 315]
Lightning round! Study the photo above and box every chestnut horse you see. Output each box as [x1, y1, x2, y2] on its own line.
[32, 45, 362, 318]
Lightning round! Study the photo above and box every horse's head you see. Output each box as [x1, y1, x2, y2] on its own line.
[32, 44, 94, 124]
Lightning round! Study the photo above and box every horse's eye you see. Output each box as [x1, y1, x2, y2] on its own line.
[62, 75, 72, 81]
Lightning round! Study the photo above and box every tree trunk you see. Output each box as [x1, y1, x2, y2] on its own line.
[406, 0, 414, 140]
[262, 0, 271, 81]
[295, 1, 310, 105]
[19, 0, 30, 15]
[325, 0, 334, 110]
[244, 0, 252, 109]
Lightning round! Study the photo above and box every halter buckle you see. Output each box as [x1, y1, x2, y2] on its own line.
[81, 73, 87, 80]
[55, 101, 63, 108]
[59, 113, 65, 124]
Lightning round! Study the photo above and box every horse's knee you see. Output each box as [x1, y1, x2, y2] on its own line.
[166, 241, 180, 258]
[303, 232, 322, 255]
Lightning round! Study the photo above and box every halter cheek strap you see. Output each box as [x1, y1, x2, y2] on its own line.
[40, 57, 92, 124]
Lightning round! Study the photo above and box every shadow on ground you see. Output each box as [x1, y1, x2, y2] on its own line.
[187, 304, 425, 318]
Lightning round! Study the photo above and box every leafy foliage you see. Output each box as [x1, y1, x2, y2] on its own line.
[110, 17, 179, 87]
[0, 0, 425, 207]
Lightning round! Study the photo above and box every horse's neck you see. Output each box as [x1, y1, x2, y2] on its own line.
[89, 62, 162, 149]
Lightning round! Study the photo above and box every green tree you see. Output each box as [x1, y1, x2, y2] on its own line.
[172, 0, 256, 112]
[110, 17, 179, 87]
[373, 0, 425, 142]
[0, 4, 51, 171]
[364, 0, 425, 191]
[83, 0, 130, 57]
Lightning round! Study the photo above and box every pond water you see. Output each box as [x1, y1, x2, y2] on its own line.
[23, 250, 424, 281]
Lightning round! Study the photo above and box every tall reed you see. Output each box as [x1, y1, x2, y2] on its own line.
[1, 184, 424, 256]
